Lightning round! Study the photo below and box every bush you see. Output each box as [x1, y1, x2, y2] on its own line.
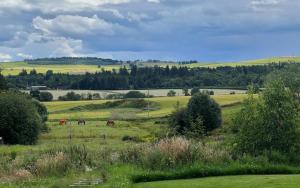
[124, 91, 146, 98]
[187, 93, 221, 132]
[0, 91, 42, 145]
[169, 108, 190, 135]
[167, 90, 176, 97]
[58, 91, 81, 101]
[169, 93, 221, 137]
[191, 87, 200, 96]
[39, 91, 53, 102]
[234, 79, 300, 156]
[32, 99, 49, 132]
[0, 72, 7, 91]
[120, 137, 231, 170]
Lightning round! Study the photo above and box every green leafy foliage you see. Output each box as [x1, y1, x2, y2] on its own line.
[39, 91, 53, 101]
[187, 93, 222, 132]
[169, 93, 222, 137]
[234, 79, 300, 156]
[0, 71, 7, 91]
[124, 91, 146, 98]
[0, 91, 42, 145]
[58, 91, 81, 101]
[167, 90, 176, 97]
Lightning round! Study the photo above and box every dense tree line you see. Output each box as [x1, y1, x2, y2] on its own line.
[25, 57, 121, 65]
[6, 63, 296, 90]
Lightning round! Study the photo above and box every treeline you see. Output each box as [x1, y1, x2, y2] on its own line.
[6, 63, 296, 90]
[25, 57, 122, 65]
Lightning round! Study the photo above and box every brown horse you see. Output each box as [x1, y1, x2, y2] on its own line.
[59, 119, 68, 125]
[106, 120, 115, 127]
[78, 119, 86, 125]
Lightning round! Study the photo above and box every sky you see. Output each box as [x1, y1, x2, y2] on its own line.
[0, 0, 300, 62]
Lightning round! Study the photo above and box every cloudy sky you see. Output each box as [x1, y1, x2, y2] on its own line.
[0, 0, 300, 62]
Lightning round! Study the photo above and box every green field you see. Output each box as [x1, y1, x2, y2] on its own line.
[1, 56, 300, 75]
[45, 95, 247, 121]
[1, 93, 298, 188]
[134, 175, 300, 188]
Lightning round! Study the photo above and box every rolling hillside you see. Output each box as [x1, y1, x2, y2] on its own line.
[0, 56, 299, 76]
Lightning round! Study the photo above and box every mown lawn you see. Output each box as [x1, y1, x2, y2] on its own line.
[133, 175, 300, 188]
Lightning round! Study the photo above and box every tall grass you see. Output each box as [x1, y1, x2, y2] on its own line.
[120, 137, 231, 170]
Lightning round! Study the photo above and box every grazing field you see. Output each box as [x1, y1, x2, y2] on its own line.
[1, 56, 300, 75]
[1, 93, 296, 188]
[22, 89, 246, 100]
[45, 94, 248, 121]
[133, 175, 300, 188]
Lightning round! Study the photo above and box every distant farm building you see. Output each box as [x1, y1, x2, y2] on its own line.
[28, 86, 47, 91]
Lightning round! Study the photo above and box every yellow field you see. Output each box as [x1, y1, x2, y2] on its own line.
[1, 56, 299, 75]
[0, 61, 121, 76]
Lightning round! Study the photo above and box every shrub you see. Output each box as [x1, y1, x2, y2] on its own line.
[169, 108, 190, 135]
[58, 91, 81, 101]
[120, 137, 231, 170]
[191, 87, 200, 96]
[234, 79, 300, 156]
[124, 91, 146, 98]
[182, 88, 189, 96]
[187, 93, 221, 132]
[0, 91, 42, 145]
[0, 72, 7, 91]
[106, 93, 124, 99]
[31, 99, 49, 132]
[167, 90, 176, 97]
[39, 91, 53, 101]
[169, 93, 221, 137]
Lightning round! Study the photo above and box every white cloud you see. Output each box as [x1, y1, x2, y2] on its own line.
[148, 0, 160, 3]
[0, 53, 12, 62]
[17, 53, 33, 59]
[33, 15, 119, 36]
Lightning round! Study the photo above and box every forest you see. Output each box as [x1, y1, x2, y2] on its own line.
[6, 62, 295, 90]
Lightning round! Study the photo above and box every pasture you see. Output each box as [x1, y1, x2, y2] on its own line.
[1, 56, 300, 75]
[22, 89, 246, 100]
[1, 93, 299, 188]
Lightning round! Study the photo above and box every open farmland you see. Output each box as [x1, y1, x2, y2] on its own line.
[45, 94, 248, 121]
[1, 56, 300, 76]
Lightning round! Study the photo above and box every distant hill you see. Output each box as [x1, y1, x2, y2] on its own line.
[25, 57, 122, 65]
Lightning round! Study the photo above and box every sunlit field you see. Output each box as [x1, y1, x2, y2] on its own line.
[1, 56, 300, 75]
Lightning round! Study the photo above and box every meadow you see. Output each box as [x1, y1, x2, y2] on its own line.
[1, 56, 300, 75]
[1, 93, 299, 188]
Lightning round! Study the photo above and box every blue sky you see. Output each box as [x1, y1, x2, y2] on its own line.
[0, 0, 300, 62]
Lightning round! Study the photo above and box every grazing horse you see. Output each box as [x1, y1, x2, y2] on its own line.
[106, 120, 115, 127]
[59, 119, 67, 125]
[78, 119, 86, 125]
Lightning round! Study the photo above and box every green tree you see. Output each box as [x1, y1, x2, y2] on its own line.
[182, 88, 189, 96]
[234, 79, 300, 155]
[0, 71, 7, 91]
[187, 93, 222, 132]
[124, 91, 146, 98]
[39, 91, 53, 102]
[191, 87, 200, 95]
[0, 92, 42, 145]
[167, 90, 176, 97]
[32, 99, 49, 132]
[169, 92, 222, 137]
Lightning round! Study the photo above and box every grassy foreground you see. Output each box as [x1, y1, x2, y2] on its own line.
[133, 175, 300, 188]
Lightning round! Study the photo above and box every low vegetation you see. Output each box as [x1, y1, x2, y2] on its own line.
[0, 65, 299, 187]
